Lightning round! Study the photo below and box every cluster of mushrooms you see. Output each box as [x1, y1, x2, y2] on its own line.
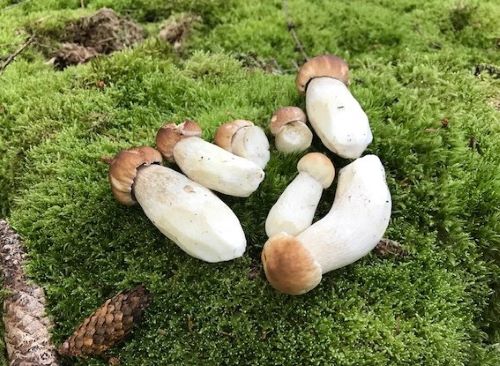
[108, 54, 391, 295]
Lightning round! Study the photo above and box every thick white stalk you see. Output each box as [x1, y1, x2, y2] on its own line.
[265, 172, 322, 237]
[306, 77, 372, 159]
[134, 164, 246, 262]
[298, 155, 391, 272]
[173, 137, 265, 197]
[232, 126, 270, 169]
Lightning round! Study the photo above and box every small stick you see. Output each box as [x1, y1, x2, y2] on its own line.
[0, 36, 34, 76]
[282, 0, 309, 62]
[0, 220, 59, 365]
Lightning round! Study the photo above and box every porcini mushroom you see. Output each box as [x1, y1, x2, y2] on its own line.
[108, 146, 246, 262]
[261, 154, 391, 295]
[265, 153, 334, 237]
[156, 120, 265, 197]
[297, 54, 372, 159]
[214, 120, 270, 169]
[269, 107, 313, 153]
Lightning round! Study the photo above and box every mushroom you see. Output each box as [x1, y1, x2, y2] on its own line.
[156, 120, 265, 197]
[214, 119, 270, 169]
[265, 153, 334, 237]
[297, 54, 372, 159]
[269, 107, 313, 153]
[108, 146, 246, 262]
[261, 154, 391, 295]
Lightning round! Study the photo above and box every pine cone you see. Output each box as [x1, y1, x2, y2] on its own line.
[58, 285, 151, 357]
[1, 220, 60, 366]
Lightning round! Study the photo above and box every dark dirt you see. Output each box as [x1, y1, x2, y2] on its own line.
[51, 8, 145, 69]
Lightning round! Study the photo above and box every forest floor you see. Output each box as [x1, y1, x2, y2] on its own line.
[0, 0, 499, 365]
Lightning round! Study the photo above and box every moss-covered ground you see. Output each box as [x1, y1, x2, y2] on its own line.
[1, 0, 499, 364]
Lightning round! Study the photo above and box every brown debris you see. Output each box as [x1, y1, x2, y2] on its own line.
[52, 8, 145, 69]
[374, 238, 408, 258]
[58, 285, 151, 358]
[52, 42, 99, 69]
[234, 52, 282, 74]
[108, 356, 120, 365]
[159, 13, 201, 51]
[0, 220, 60, 365]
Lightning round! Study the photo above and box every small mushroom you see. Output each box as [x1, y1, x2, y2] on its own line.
[108, 146, 246, 262]
[297, 55, 372, 159]
[214, 120, 270, 169]
[156, 120, 265, 197]
[261, 155, 391, 295]
[265, 153, 334, 237]
[269, 107, 313, 153]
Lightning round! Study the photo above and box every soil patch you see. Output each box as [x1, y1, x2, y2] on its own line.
[51, 8, 145, 69]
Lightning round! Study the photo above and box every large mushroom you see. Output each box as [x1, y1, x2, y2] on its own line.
[156, 120, 265, 197]
[261, 155, 391, 295]
[108, 146, 246, 262]
[214, 119, 270, 169]
[269, 107, 313, 153]
[265, 153, 334, 237]
[297, 54, 372, 159]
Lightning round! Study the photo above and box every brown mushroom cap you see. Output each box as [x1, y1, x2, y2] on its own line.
[269, 106, 307, 135]
[108, 147, 163, 206]
[214, 120, 254, 152]
[297, 152, 335, 189]
[261, 233, 322, 295]
[156, 120, 202, 160]
[296, 55, 349, 94]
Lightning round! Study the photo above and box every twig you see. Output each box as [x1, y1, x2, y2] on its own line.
[0, 35, 34, 76]
[282, 0, 309, 62]
[0, 220, 59, 365]
[81, 0, 85, 8]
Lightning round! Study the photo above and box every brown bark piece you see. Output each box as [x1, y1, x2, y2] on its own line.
[58, 285, 151, 358]
[0, 219, 59, 366]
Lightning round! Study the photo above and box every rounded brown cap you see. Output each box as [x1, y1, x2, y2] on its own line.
[155, 120, 202, 160]
[296, 55, 349, 93]
[214, 120, 254, 152]
[108, 147, 163, 206]
[261, 233, 322, 295]
[269, 106, 307, 135]
[297, 152, 335, 188]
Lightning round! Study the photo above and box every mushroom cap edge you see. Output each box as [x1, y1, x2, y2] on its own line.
[108, 146, 163, 206]
[261, 233, 322, 295]
[296, 54, 349, 94]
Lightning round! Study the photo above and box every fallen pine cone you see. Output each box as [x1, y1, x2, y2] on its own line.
[1, 220, 60, 365]
[58, 285, 151, 358]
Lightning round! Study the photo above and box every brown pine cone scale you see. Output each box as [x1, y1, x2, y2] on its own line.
[58, 285, 151, 357]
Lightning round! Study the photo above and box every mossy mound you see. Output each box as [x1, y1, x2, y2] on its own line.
[1, 0, 499, 365]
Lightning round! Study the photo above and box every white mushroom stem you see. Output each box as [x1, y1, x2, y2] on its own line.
[134, 164, 246, 262]
[174, 137, 265, 197]
[265, 152, 334, 237]
[262, 154, 391, 294]
[298, 155, 390, 272]
[265, 172, 322, 237]
[275, 121, 313, 153]
[231, 125, 270, 169]
[306, 77, 373, 159]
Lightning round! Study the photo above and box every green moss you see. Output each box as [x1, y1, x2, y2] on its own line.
[1, 0, 499, 365]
